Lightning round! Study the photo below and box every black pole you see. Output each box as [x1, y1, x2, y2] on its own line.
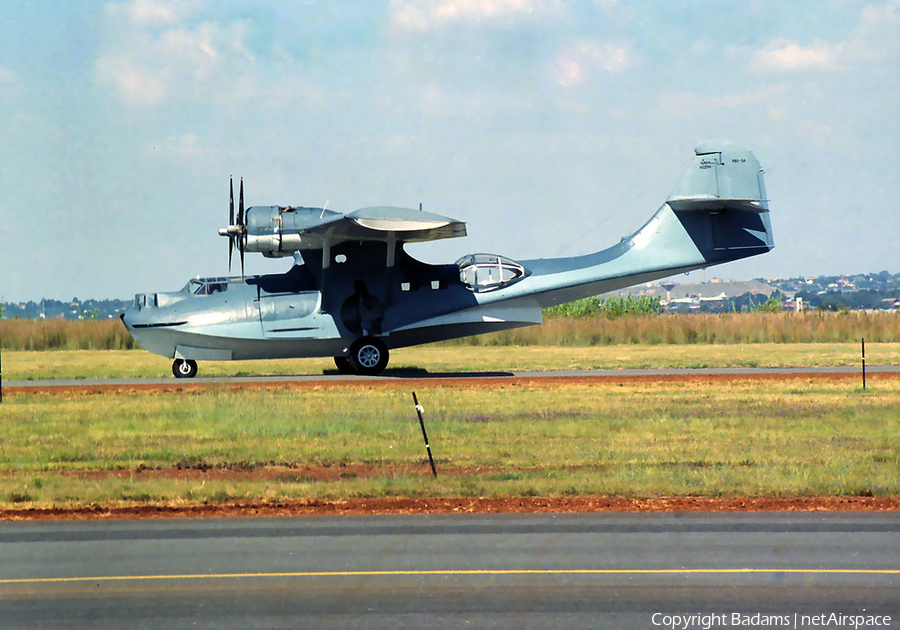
[862, 337, 866, 391]
[412, 392, 437, 478]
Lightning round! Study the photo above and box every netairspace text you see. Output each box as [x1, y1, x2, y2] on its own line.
[651, 612, 892, 629]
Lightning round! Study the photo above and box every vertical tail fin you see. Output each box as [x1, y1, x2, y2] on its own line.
[666, 141, 774, 258]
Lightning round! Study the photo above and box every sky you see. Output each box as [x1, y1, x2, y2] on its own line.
[1, 0, 898, 302]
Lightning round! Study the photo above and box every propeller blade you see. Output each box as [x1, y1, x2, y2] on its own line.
[238, 177, 244, 227]
[239, 237, 245, 280]
[228, 176, 235, 272]
[229, 176, 234, 226]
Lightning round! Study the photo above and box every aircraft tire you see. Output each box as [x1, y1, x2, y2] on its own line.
[333, 356, 354, 374]
[173, 359, 198, 379]
[348, 337, 389, 376]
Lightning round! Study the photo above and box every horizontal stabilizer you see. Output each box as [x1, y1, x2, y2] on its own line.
[667, 197, 767, 213]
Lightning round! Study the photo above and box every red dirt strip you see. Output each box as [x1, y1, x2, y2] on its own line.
[3, 496, 899, 521]
[6, 369, 898, 397]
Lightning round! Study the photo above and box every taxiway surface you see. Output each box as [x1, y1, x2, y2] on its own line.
[6, 365, 900, 394]
[1, 513, 898, 628]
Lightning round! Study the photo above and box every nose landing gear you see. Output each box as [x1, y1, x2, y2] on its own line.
[169, 338, 388, 380]
[173, 359, 198, 379]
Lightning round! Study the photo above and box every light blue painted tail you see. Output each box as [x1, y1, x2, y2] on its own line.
[665, 140, 774, 256]
[495, 141, 775, 308]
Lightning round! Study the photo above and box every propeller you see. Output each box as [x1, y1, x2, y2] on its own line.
[220, 175, 247, 279]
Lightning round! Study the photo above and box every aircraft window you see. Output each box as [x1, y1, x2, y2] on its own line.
[457, 254, 526, 293]
[335, 254, 348, 264]
[186, 278, 230, 296]
[184, 279, 203, 294]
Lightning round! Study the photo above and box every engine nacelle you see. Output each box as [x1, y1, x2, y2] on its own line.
[221, 205, 342, 258]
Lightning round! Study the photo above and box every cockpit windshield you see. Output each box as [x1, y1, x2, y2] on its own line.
[457, 253, 526, 293]
[182, 277, 235, 296]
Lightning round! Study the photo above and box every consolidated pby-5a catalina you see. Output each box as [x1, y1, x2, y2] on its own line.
[121, 141, 774, 378]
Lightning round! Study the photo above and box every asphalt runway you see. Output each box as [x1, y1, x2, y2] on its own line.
[1, 513, 898, 629]
[6, 365, 900, 393]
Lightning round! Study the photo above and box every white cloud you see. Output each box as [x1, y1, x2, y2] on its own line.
[0, 64, 17, 87]
[390, 0, 568, 32]
[750, 39, 839, 72]
[145, 133, 244, 174]
[147, 133, 204, 158]
[843, 0, 900, 64]
[553, 40, 631, 87]
[412, 82, 534, 119]
[95, 46, 169, 106]
[95, 1, 254, 106]
[105, 0, 204, 27]
[0, 64, 23, 104]
[94, 1, 341, 111]
[658, 83, 791, 120]
[750, 1, 900, 74]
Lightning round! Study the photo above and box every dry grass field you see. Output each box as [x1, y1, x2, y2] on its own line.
[1, 313, 898, 513]
[1, 377, 898, 510]
[2, 310, 899, 352]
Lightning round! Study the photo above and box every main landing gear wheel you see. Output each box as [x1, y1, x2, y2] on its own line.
[348, 337, 389, 376]
[173, 359, 198, 379]
[333, 356, 354, 374]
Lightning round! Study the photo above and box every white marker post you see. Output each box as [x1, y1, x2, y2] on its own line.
[862, 338, 866, 391]
[412, 392, 437, 478]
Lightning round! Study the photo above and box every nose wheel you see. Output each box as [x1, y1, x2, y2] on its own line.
[173, 359, 198, 379]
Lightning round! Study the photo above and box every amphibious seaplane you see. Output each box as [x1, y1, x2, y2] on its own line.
[122, 141, 774, 378]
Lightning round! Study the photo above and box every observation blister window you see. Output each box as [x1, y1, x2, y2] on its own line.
[457, 254, 526, 293]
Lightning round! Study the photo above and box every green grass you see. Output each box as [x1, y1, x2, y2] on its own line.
[2, 379, 899, 508]
[4, 342, 899, 380]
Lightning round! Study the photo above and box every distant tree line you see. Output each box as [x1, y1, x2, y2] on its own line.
[1, 299, 127, 320]
[544, 295, 662, 319]
[795, 289, 900, 312]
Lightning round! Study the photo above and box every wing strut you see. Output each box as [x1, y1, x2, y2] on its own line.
[386, 233, 397, 267]
[319, 238, 332, 313]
